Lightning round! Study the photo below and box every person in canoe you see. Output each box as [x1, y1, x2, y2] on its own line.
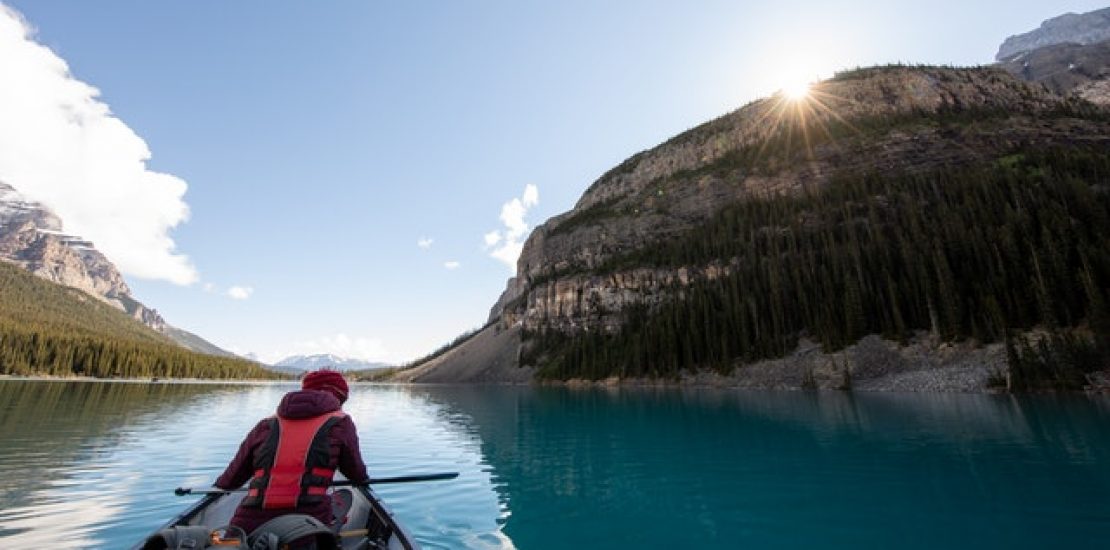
[213, 369, 370, 535]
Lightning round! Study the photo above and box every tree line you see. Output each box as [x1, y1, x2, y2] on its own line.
[0, 261, 281, 379]
[0, 321, 280, 379]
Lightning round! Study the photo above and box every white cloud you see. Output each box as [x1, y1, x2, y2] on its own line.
[0, 6, 197, 285]
[489, 241, 524, 269]
[444, 261, 460, 270]
[483, 231, 502, 247]
[522, 184, 538, 208]
[417, 237, 434, 250]
[500, 197, 529, 238]
[226, 285, 254, 300]
[259, 333, 392, 364]
[203, 282, 216, 293]
[485, 184, 538, 271]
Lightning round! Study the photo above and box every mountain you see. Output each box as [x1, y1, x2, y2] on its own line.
[996, 7, 1110, 61]
[274, 354, 392, 372]
[394, 64, 1110, 391]
[999, 39, 1110, 105]
[996, 9, 1110, 107]
[0, 181, 234, 357]
[0, 259, 277, 378]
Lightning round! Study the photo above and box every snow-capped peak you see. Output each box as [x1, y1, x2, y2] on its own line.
[273, 353, 391, 372]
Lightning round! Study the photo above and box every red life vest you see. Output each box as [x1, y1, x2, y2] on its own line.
[242, 410, 347, 509]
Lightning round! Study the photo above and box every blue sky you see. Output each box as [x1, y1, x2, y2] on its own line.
[1, 1, 1103, 364]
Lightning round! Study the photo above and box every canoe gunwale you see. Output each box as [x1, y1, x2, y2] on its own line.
[356, 485, 418, 550]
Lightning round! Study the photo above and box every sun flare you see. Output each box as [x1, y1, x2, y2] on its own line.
[782, 80, 811, 100]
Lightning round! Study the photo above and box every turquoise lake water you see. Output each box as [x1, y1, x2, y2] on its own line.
[0, 380, 1108, 548]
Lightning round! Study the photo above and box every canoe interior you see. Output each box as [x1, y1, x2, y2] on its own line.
[163, 487, 414, 550]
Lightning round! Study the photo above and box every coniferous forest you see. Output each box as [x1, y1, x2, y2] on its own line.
[0, 261, 281, 379]
[524, 146, 1110, 389]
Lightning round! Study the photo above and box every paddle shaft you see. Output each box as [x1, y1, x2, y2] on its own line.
[175, 472, 458, 496]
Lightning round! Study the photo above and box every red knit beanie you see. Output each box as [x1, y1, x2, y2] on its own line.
[302, 369, 349, 404]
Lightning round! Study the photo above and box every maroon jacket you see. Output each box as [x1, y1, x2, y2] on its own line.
[214, 389, 370, 534]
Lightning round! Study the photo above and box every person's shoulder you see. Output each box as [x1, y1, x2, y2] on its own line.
[249, 415, 277, 434]
[330, 413, 359, 432]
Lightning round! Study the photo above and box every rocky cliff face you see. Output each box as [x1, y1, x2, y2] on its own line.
[999, 40, 1110, 105]
[996, 7, 1110, 107]
[491, 67, 1088, 335]
[996, 7, 1110, 61]
[397, 62, 1110, 386]
[0, 181, 221, 346]
[0, 182, 157, 320]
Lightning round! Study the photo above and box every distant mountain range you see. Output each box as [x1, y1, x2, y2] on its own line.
[274, 354, 392, 373]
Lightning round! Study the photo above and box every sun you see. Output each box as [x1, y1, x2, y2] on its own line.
[772, 59, 821, 101]
[782, 79, 811, 101]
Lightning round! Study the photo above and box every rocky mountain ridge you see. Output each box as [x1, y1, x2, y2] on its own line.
[994, 8, 1110, 128]
[998, 38, 1110, 106]
[0, 181, 230, 356]
[0, 182, 156, 322]
[390, 8, 1110, 387]
[996, 7, 1110, 61]
[397, 63, 1110, 387]
[491, 66, 1089, 336]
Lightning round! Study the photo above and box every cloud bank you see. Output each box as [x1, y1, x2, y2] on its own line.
[0, 5, 197, 285]
[485, 184, 538, 271]
[417, 237, 434, 250]
[444, 260, 460, 270]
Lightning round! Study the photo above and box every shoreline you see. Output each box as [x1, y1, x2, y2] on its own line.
[393, 330, 1110, 394]
[0, 374, 293, 385]
[4, 373, 1107, 395]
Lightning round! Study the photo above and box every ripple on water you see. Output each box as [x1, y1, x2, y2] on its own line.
[0, 381, 517, 549]
[5, 382, 1109, 549]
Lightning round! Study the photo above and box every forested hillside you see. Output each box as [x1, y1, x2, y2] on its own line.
[523, 146, 1110, 388]
[394, 65, 1110, 389]
[0, 261, 281, 379]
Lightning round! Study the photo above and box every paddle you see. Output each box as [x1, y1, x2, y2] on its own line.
[174, 472, 458, 496]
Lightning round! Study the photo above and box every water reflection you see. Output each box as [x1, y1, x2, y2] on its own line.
[2, 380, 1108, 549]
[0, 381, 515, 549]
[0, 380, 256, 547]
[414, 386, 1110, 549]
[348, 385, 514, 549]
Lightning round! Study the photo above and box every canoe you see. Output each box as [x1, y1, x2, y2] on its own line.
[134, 485, 419, 550]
